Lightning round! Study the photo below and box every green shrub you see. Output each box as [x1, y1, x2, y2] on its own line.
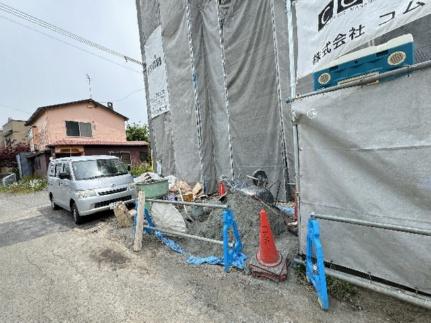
[130, 163, 153, 177]
[0, 176, 47, 194]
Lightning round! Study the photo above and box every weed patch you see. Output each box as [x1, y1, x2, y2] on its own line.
[0, 176, 47, 193]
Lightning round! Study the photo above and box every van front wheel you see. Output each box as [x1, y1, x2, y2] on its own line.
[71, 202, 83, 225]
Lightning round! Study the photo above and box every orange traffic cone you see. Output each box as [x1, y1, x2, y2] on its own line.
[256, 209, 282, 267]
[218, 181, 226, 197]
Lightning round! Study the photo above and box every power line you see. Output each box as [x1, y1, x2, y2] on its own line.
[100, 88, 145, 103]
[0, 1, 144, 67]
[0, 14, 142, 74]
[0, 1, 143, 66]
[0, 3, 146, 121]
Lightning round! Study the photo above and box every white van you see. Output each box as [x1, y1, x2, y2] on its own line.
[48, 156, 136, 224]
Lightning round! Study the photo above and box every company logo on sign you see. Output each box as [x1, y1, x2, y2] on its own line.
[318, 0, 364, 31]
[147, 55, 162, 74]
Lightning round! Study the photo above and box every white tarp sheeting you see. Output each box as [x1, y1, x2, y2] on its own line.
[295, 0, 431, 77]
[294, 68, 431, 294]
[145, 26, 170, 119]
[137, 0, 176, 175]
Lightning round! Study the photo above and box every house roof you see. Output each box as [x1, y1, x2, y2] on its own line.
[25, 99, 129, 126]
[5, 118, 27, 123]
[47, 139, 148, 147]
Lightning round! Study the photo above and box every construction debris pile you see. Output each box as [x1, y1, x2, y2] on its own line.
[112, 172, 294, 271]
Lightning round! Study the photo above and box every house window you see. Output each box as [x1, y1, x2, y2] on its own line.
[65, 121, 92, 137]
[110, 151, 131, 165]
[121, 152, 131, 165]
[140, 151, 147, 162]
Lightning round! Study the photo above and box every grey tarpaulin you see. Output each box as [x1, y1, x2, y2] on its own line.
[293, 67, 431, 294]
[158, 1, 202, 183]
[136, 0, 294, 198]
[189, 0, 227, 193]
[136, 0, 176, 176]
[136, 1, 430, 196]
[220, 0, 288, 198]
[135, 0, 159, 163]
[272, 0, 295, 191]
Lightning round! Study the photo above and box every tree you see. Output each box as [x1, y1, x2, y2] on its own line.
[126, 122, 150, 142]
[0, 142, 30, 168]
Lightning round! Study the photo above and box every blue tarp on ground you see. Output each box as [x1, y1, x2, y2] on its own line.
[187, 254, 247, 269]
[150, 229, 247, 270]
[139, 209, 247, 270]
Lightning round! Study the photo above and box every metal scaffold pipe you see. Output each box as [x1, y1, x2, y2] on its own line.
[313, 213, 431, 237]
[146, 198, 228, 209]
[293, 258, 431, 310]
[287, 60, 431, 104]
[144, 225, 223, 245]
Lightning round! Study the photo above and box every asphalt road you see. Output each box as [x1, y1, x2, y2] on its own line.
[0, 191, 430, 323]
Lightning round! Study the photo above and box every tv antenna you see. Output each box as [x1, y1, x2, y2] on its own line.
[86, 73, 92, 99]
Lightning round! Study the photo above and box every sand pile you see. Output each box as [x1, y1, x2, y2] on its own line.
[183, 191, 287, 258]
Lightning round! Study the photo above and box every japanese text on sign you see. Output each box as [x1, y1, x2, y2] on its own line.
[295, 0, 431, 77]
[145, 26, 170, 119]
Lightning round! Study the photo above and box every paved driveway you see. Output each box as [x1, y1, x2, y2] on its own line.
[0, 191, 429, 322]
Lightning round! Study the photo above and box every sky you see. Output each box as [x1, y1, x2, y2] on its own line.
[0, 0, 147, 127]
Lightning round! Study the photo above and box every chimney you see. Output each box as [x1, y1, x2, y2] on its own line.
[107, 102, 114, 110]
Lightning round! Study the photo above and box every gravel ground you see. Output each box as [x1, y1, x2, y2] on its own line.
[0, 190, 430, 322]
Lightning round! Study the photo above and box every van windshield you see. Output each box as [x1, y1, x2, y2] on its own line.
[72, 159, 128, 180]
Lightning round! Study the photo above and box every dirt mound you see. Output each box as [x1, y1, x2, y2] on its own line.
[183, 192, 287, 258]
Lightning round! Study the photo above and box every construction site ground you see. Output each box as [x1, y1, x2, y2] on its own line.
[0, 191, 430, 323]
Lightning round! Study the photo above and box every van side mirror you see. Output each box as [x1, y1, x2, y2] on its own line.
[59, 172, 70, 180]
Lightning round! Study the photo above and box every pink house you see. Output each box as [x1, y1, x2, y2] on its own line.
[25, 99, 148, 176]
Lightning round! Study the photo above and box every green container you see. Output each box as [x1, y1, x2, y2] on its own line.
[135, 179, 169, 199]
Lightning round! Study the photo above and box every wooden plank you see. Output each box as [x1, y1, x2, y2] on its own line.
[133, 191, 145, 252]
